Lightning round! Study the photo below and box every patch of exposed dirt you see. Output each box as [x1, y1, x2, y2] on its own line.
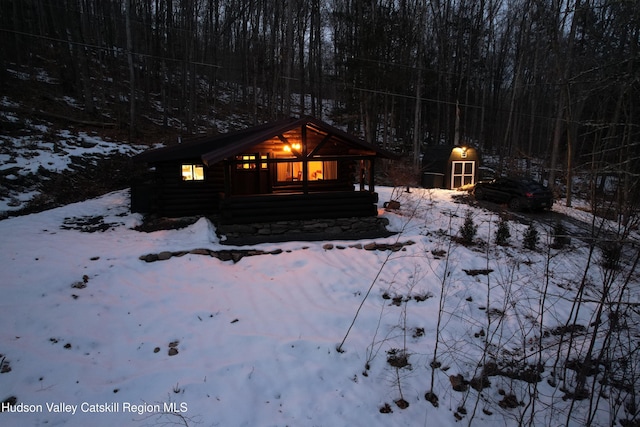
[133, 216, 201, 232]
[1, 396, 18, 411]
[379, 402, 393, 413]
[60, 215, 123, 232]
[386, 349, 411, 369]
[425, 391, 439, 407]
[382, 291, 433, 305]
[1, 355, 12, 374]
[463, 268, 494, 276]
[547, 324, 587, 337]
[394, 398, 409, 409]
[4, 152, 141, 219]
[498, 392, 522, 409]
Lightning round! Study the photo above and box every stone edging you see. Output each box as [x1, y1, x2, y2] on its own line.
[217, 216, 391, 244]
[139, 240, 416, 264]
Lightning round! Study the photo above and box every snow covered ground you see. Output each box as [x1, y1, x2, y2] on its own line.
[0, 100, 149, 214]
[1, 185, 638, 427]
[0, 132, 144, 212]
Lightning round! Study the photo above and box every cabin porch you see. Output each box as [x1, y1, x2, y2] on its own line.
[218, 190, 379, 224]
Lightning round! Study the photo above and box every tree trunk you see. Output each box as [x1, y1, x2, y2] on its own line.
[125, 0, 136, 140]
[284, 0, 294, 116]
[413, 67, 422, 168]
[548, 95, 565, 193]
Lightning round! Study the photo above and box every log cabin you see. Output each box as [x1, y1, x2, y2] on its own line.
[131, 116, 398, 224]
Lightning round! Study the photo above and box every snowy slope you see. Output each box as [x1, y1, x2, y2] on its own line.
[0, 186, 638, 427]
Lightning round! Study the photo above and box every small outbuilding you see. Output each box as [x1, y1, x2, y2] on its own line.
[421, 145, 480, 189]
[131, 116, 397, 225]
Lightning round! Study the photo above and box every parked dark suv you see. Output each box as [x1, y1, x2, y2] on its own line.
[473, 177, 553, 211]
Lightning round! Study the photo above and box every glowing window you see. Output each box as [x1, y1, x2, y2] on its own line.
[276, 161, 337, 182]
[236, 155, 255, 170]
[236, 154, 268, 170]
[182, 164, 204, 181]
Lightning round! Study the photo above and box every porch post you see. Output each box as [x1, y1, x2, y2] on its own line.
[302, 124, 309, 194]
[368, 158, 375, 192]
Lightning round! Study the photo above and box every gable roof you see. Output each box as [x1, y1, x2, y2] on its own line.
[422, 145, 480, 172]
[133, 119, 287, 163]
[134, 116, 398, 165]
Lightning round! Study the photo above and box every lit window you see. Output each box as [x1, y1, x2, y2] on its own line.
[182, 164, 204, 181]
[276, 161, 337, 182]
[277, 162, 302, 181]
[236, 154, 268, 170]
[236, 155, 255, 170]
[308, 161, 324, 180]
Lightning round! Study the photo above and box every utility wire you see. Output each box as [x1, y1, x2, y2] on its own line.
[0, 28, 221, 68]
[2, 28, 637, 128]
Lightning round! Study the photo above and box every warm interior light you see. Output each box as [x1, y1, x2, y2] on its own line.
[283, 142, 301, 153]
[182, 164, 204, 180]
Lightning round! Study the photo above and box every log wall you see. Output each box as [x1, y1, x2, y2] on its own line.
[146, 161, 225, 217]
[219, 191, 379, 224]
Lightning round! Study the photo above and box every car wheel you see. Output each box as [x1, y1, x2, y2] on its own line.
[474, 188, 484, 200]
[508, 198, 522, 211]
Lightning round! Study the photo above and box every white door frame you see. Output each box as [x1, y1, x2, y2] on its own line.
[450, 160, 475, 189]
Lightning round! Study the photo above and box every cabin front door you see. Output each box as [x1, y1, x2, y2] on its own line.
[233, 154, 270, 195]
[451, 161, 475, 189]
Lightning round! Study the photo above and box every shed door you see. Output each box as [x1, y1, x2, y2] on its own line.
[451, 161, 475, 189]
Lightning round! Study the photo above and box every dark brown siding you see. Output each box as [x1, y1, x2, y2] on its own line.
[219, 191, 379, 224]
[151, 161, 225, 217]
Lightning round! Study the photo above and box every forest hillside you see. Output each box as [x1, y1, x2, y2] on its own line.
[1, 0, 639, 218]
